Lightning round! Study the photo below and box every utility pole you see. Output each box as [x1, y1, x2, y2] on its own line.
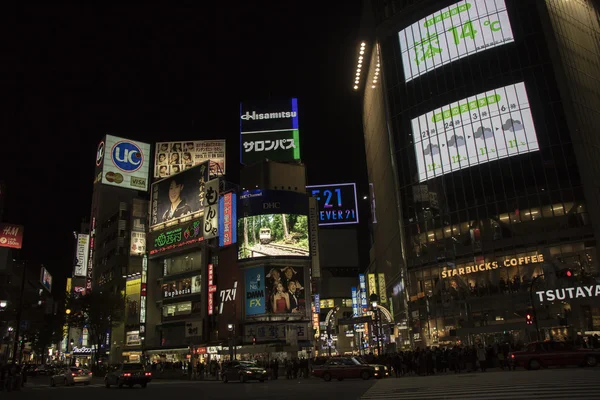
[12, 261, 27, 363]
[529, 274, 544, 340]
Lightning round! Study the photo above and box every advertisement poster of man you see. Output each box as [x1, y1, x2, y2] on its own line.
[237, 214, 309, 259]
[154, 140, 226, 178]
[150, 161, 209, 228]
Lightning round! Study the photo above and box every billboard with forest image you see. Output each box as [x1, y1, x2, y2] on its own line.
[238, 214, 309, 259]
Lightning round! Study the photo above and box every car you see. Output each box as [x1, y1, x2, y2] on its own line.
[312, 357, 375, 381]
[50, 367, 93, 387]
[509, 341, 600, 370]
[104, 363, 151, 388]
[221, 361, 268, 383]
[354, 357, 390, 378]
[35, 365, 53, 376]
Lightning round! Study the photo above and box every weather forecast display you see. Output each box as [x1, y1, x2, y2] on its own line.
[412, 82, 539, 182]
[399, 0, 514, 82]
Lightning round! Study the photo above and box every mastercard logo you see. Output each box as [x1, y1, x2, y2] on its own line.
[105, 171, 124, 184]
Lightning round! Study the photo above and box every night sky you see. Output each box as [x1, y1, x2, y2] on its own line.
[5, 2, 368, 287]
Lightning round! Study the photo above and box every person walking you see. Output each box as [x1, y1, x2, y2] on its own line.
[477, 344, 487, 372]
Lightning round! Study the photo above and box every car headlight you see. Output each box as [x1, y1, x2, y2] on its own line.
[261, 370, 266, 374]
[246, 371, 253, 374]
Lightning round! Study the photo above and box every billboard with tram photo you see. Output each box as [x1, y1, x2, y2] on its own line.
[237, 189, 309, 260]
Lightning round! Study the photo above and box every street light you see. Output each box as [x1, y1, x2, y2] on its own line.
[369, 293, 383, 356]
[227, 324, 236, 360]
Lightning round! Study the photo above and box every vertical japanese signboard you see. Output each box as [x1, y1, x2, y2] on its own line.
[208, 263, 216, 316]
[378, 273, 387, 304]
[351, 287, 359, 317]
[203, 178, 219, 240]
[308, 197, 321, 278]
[218, 192, 237, 247]
[358, 274, 368, 310]
[368, 273, 377, 297]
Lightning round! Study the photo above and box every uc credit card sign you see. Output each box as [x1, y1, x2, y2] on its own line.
[245, 266, 266, 316]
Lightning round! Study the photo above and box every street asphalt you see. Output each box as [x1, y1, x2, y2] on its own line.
[7, 367, 600, 399]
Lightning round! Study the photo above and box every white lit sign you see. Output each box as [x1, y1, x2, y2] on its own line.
[399, 0, 514, 82]
[412, 82, 538, 182]
[536, 285, 600, 303]
[74, 234, 90, 277]
[101, 135, 151, 192]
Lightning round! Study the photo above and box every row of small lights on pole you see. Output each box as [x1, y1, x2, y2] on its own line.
[353, 42, 381, 90]
[354, 42, 366, 90]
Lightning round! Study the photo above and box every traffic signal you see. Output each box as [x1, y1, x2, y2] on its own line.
[252, 336, 256, 345]
[558, 268, 574, 278]
[526, 313, 533, 325]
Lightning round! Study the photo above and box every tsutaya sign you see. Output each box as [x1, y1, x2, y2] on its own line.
[441, 254, 544, 279]
[536, 285, 600, 303]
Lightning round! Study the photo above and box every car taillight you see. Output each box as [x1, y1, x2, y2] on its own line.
[72, 373, 77, 377]
[145, 372, 151, 376]
[123, 373, 132, 377]
[511, 354, 515, 359]
[88, 372, 93, 375]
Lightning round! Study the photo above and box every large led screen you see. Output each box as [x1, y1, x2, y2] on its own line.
[150, 161, 210, 229]
[412, 82, 539, 182]
[398, 0, 514, 82]
[238, 214, 309, 260]
[307, 183, 359, 226]
[245, 265, 306, 316]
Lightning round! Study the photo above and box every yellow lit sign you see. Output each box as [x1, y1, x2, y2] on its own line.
[319, 299, 335, 309]
[368, 273, 377, 296]
[378, 273, 387, 304]
[442, 254, 544, 279]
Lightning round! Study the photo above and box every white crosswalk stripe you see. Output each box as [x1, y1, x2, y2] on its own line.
[361, 372, 600, 399]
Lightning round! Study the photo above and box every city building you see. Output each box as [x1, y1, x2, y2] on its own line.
[358, 0, 600, 349]
[90, 134, 152, 363]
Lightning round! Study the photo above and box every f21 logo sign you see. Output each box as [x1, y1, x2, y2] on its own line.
[307, 183, 359, 226]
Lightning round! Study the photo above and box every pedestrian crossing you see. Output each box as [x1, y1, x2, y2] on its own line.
[361, 370, 600, 399]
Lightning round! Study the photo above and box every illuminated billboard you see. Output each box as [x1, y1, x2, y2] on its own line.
[307, 183, 359, 226]
[0, 223, 23, 249]
[40, 267, 52, 293]
[150, 161, 210, 229]
[154, 140, 225, 179]
[219, 192, 237, 247]
[398, 0, 514, 82]
[245, 265, 306, 316]
[99, 135, 151, 191]
[412, 82, 539, 182]
[240, 98, 301, 164]
[147, 217, 204, 257]
[238, 214, 309, 259]
[74, 233, 90, 277]
[162, 275, 201, 299]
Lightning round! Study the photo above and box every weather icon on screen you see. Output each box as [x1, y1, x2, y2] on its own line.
[447, 135, 465, 148]
[502, 118, 524, 132]
[474, 126, 493, 140]
[423, 143, 440, 156]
